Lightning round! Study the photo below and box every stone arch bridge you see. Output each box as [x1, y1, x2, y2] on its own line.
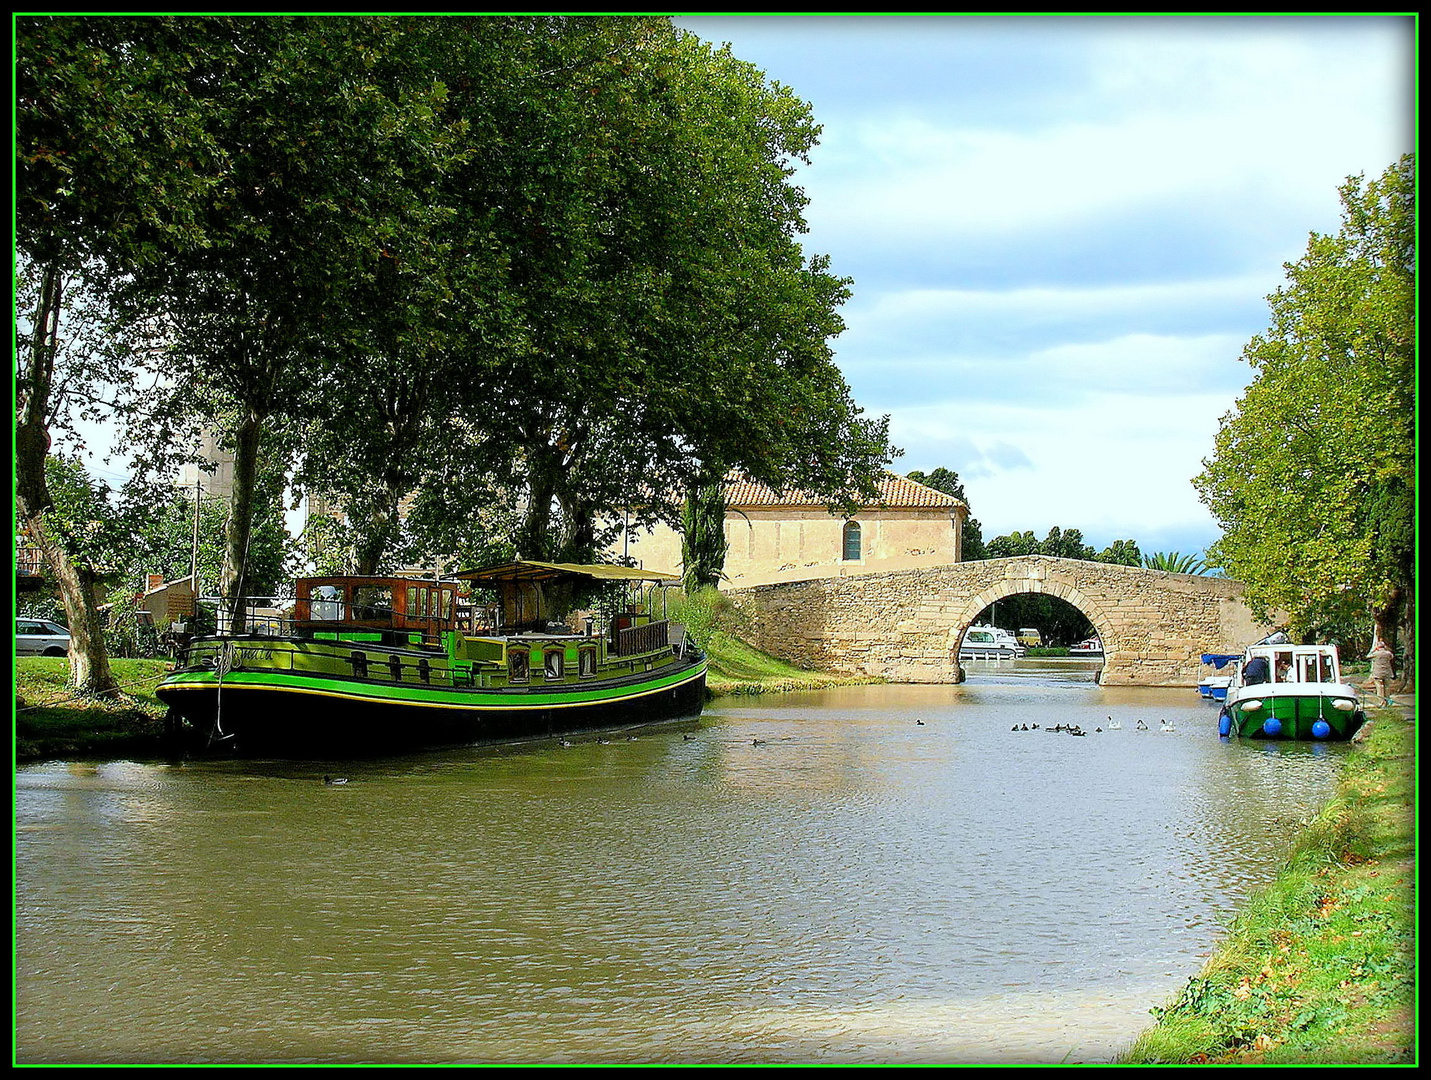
[726, 555, 1275, 687]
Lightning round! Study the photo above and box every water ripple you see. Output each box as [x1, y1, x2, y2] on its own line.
[16, 682, 1342, 1064]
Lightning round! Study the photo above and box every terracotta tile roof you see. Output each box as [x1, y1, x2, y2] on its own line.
[724, 471, 964, 510]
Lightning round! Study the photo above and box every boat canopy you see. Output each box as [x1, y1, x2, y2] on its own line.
[1201, 653, 1242, 668]
[455, 560, 679, 586]
[455, 560, 680, 634]
[1240, 643, 1341, 686]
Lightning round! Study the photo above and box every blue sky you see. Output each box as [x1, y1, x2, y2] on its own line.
[676, 15, 1415, 558]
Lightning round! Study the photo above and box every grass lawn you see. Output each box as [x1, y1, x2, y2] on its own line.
[702, 630, 879, 696]
[15, 657, 174, 761]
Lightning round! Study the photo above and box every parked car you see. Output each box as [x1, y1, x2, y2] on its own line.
[16, 618, 71, 657]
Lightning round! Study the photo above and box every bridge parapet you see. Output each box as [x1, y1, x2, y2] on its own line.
[726, 556, 1273, 687]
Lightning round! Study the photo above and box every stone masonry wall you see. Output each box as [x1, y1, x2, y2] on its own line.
[727, 555, 1276, 687]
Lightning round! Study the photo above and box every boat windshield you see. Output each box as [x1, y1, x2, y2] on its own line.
[1247, 645, 1339, 685]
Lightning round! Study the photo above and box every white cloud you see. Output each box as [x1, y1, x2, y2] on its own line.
[891, 382, 1236, 553]
[848, 277, 1277, 336]
[799, 20, 1412, 256]
[685, 17, 1412, 553]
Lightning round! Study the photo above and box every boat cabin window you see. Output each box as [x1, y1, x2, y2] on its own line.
[579, 647, 598, 678]
[508, 649, 529, 684]
[313, 585, 345, 621]
[544, 648, 564, 680]
[353, 585, 393, 621]
[1272, 649, 1294, 682]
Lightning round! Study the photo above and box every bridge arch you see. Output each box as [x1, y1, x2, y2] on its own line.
[727, 555, 1274, 687]
[945, 576, 1117, 661]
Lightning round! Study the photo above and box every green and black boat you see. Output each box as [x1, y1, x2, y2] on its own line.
[156, 561, 706, 757]
[1217, 640, 1365, 741]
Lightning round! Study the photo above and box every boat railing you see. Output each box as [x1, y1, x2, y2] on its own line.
[614, 619, 670, 657]
[209, 596, 294, 637]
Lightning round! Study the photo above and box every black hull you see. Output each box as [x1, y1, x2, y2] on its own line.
[162, 671, 708, 759]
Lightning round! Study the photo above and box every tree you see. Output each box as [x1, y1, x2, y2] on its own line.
[1143, 551, 1205, 574]
[20, 17, 893, 615]
[905, 467, 966, 503]
[680, 476, 730, 592]
[960, 519, 988, 562]
[286, 17, 892, 573]
[1039, 526, 1096, 562]
[16, 16, 224, 690]
[986, 527, 1095, 561]
[428, 19, 892, 563]
[1196, 156, 1415, 658]
[21, 456, 146, 661]
[986, 530, 1041, 559]
[106, 18, 463, 626]
[282, 19, 511, 577]
[1100, 539, 1144, 567]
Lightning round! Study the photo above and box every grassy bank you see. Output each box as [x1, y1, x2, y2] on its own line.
[702, 630, 880, 696]
[1119, 703, 1416, 1064]
[669, 586, 879, 697]
[15, 657, 174, 761]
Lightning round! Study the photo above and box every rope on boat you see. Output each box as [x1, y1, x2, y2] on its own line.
[208, 641, 236, 745]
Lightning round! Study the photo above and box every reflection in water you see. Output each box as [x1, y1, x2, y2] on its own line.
[15, 678, 1344, 1064]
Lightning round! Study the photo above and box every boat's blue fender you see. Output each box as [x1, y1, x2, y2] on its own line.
[1262, 716, 1282, 737]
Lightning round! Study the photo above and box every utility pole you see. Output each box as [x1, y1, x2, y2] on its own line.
[191, 478, 202, 593]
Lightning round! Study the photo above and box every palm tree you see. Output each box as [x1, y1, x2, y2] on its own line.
[1143, 551, 1206, 574]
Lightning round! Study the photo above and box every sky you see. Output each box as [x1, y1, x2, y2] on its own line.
[675, 14, 1415, 558]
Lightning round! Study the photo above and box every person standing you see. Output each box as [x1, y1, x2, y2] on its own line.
[1368, 638, 1395, 707]
[1242, 654, 1271, 685]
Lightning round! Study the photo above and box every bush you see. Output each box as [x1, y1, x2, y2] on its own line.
[668, 586, 746, 650]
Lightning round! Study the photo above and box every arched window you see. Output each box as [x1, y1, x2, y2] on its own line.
[842, 520, 862, 562]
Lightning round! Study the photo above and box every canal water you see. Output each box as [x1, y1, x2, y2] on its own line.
[15, 660, 1346, 1064]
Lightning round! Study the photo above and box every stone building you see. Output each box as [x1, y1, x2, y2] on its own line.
[618, 472, 967, 588]
[177, 429, 236, 499]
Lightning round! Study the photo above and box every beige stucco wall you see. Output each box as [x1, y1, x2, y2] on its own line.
[618, 505, 963, 588]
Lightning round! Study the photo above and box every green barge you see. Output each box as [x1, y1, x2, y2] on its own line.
[156, 561, 706, 757]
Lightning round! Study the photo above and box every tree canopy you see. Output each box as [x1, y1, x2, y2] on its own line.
[15, 15, 893, 634]
[1195, 155, 1415, 654]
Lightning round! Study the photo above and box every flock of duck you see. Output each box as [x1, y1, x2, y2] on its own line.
[1011, 716, 1176, 735]
[322, 715, 1183, 783]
